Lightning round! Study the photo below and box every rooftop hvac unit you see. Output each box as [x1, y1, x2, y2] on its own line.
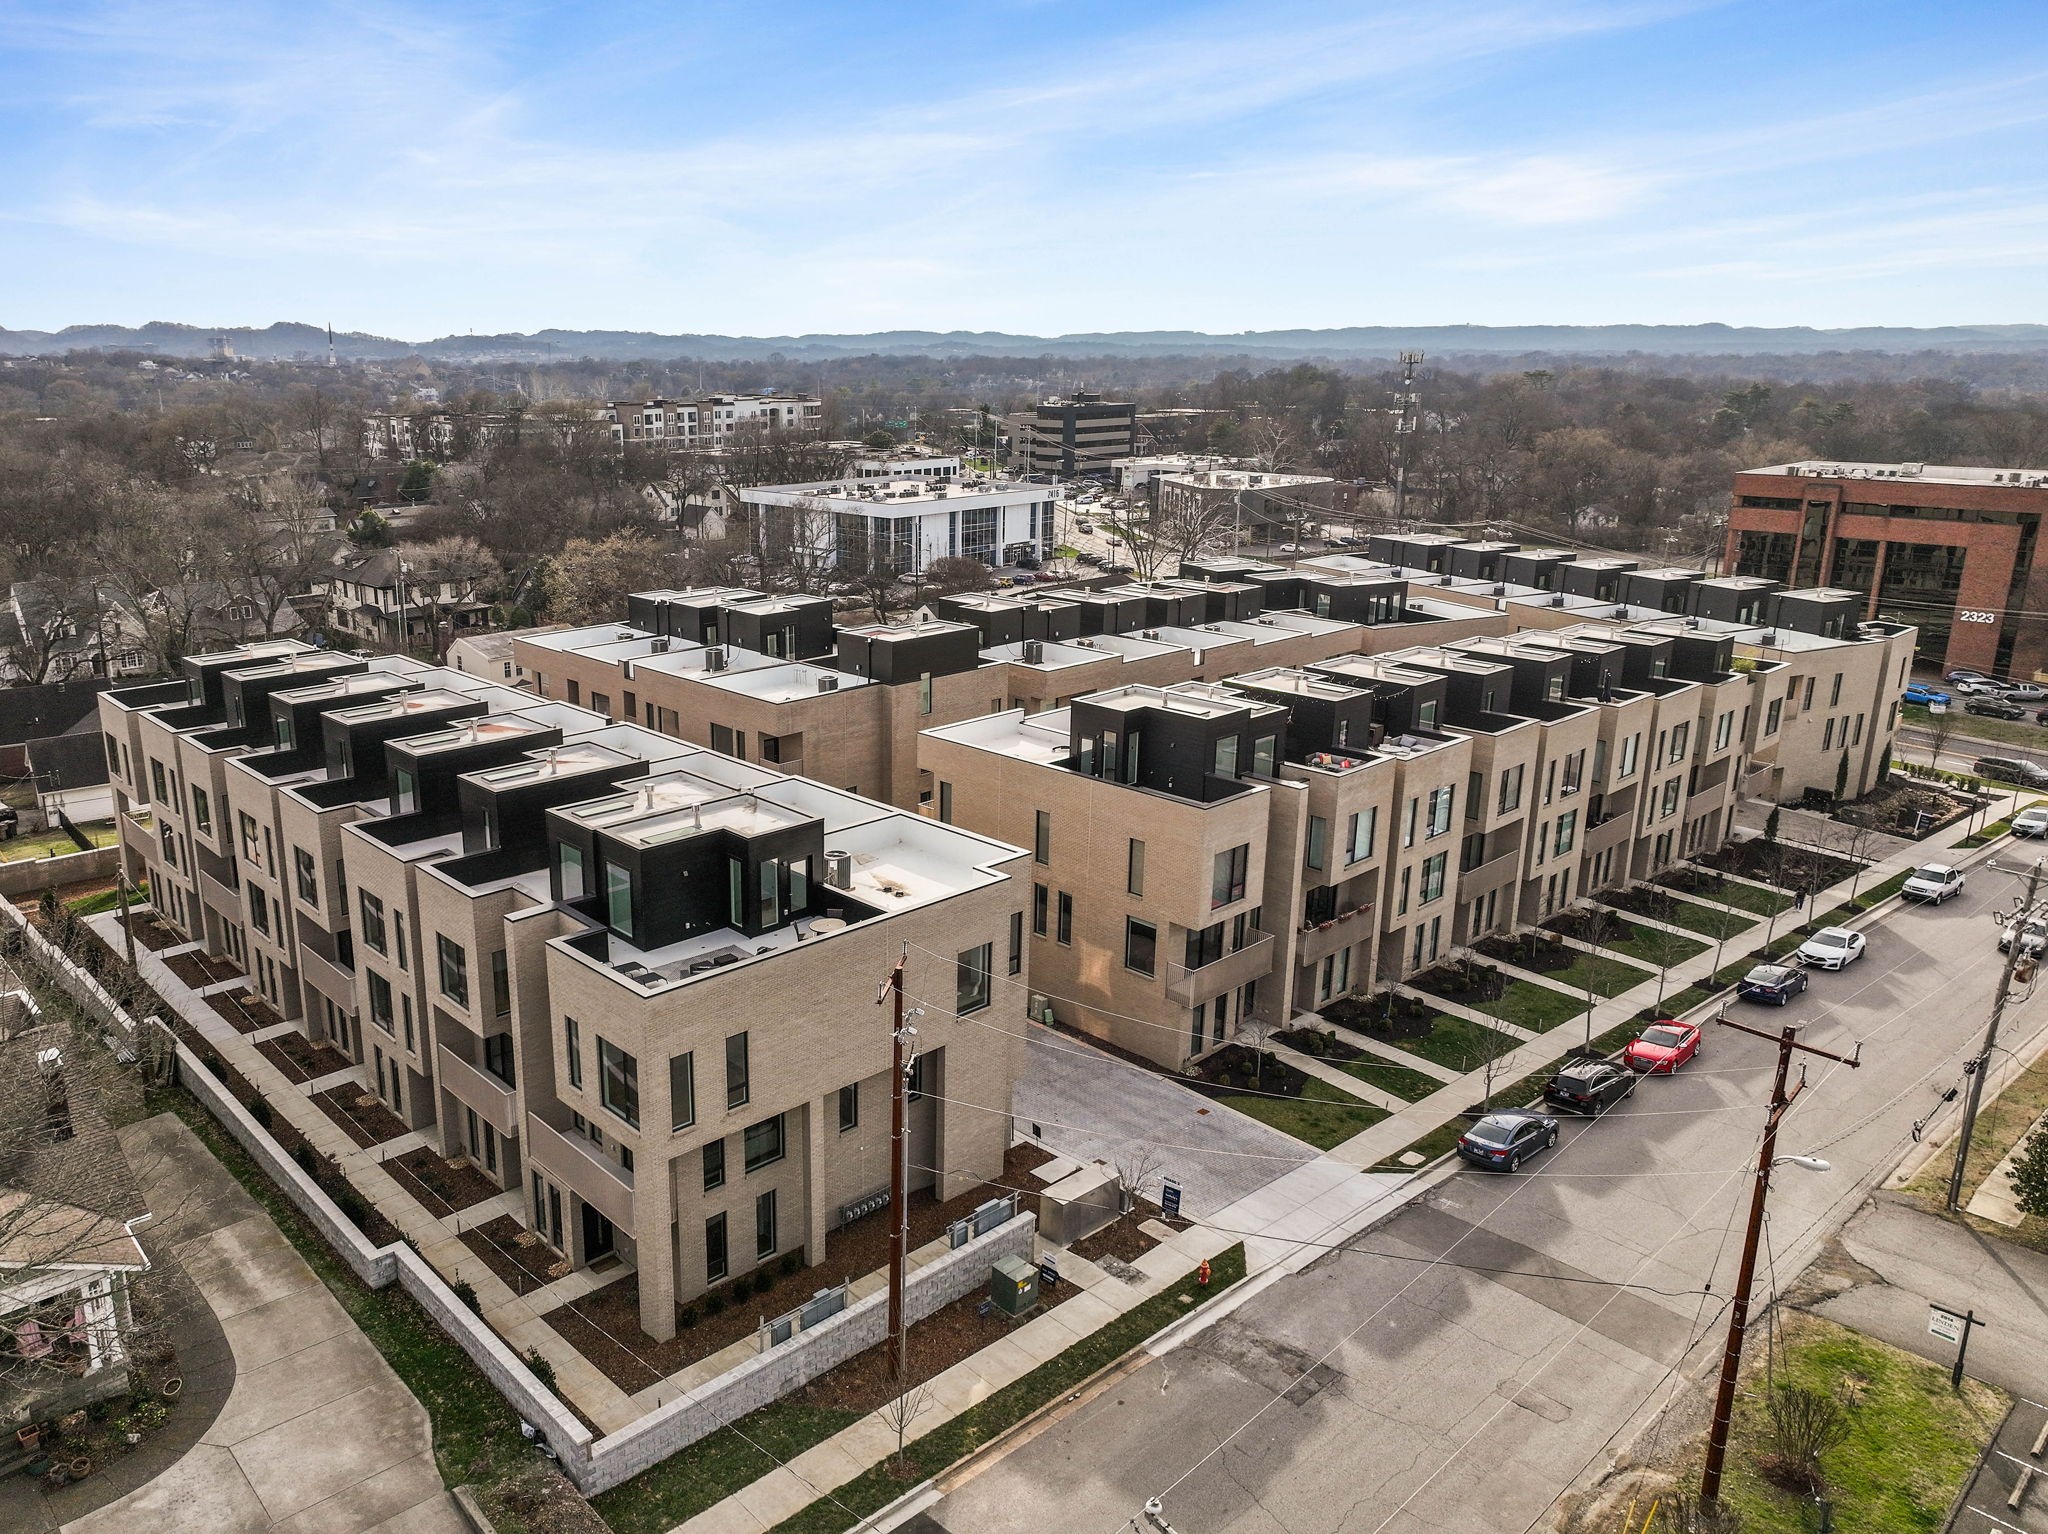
[1492, 583, 1507, 596]
[705, 646, 728, 672]
[1614, 606, 1631, 619]
[1022, 640, 1044, 663]
[1761, 630, 1779, 645]
[1551, 593, 1566, 607]
[652, 637, 671, 652]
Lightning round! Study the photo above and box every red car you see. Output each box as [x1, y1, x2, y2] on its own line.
[1624, 1020, 1701, 1074]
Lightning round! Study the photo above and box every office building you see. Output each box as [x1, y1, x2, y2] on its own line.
[1007, 394, 1137, 479]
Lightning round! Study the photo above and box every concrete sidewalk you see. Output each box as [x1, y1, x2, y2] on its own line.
[59, 1113, 464, 1534]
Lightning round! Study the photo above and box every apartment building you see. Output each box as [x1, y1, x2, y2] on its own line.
[510, 578, 1510, 815]
[100, 643, 1030, 1340]
[1155, 468, 1337, 542]
[1725, 459, 2048, 677]
[1007, 393, 1138, 479]
[361, 411, 510, 462]
[739, 475, 1055, 575]
[602, 394, 823, 450]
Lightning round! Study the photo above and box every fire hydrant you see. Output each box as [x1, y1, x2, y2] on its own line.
[1196, 1258, 1211, 1287]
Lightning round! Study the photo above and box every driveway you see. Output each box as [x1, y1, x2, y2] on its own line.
[1013, 1026, 1311, 1219]
[49, 1114, 464, 1534]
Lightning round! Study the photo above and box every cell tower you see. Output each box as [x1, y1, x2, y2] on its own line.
[326, 324, 337, 368]
[1391, 350, 1424, 526]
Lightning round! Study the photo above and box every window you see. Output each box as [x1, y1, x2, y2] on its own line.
[1251, 734, 1278, 778]
[481, 1031, 514, 1086]
[239, 810, 259, 860]
[367, 970, 394, 1033]
[1427, 787, 1454, 837]
[1420, 852, 1448, 903]
[710, 722, 745, 759]
[1803, 676, 1815, 710]
[1127, 838, 1146, 896]
[1498, 764, 1524, 813]
[1560, 750, 1585, 795]
[956, 943, 992, 1014]
[1764, 699, 1782, 736]
[1618, 733, 1640, 779]
[359, 891, 386, 953]
[565, 1016, 583, 1089]
[393, 768, 417, 816]
[191, 785, 212, 834]
[1032, 882, 1048, 936]
[603, 860, 632, 935]
[918, 673, 933, 716]
[392, 910, 407, 970]
[1056, 891, 1074, 945]
[1306, 815, 1329, 871]
[703, 1139, 726, 1191]
[1008, 909, 1024, 975]
[1125, 918, 1157, 976]
[1212, 735, 1239, 777]
[756, 1189, 778, 1259]
[491, 950, 511, 1016]
[294, 847, 318, 904]
[1347, 808, 1377, 863]
[1822, 718, 1835, 751]
[1397, 866, 1411, 915]
[725, 1032, 749, 1109]
[557, 842, 585, 900]
[744, 1114, 786, 1172]
[705, 1213, 729, 1282]
[1403, 796, 1418, 848]
[1715, 711, 1734, 751]
[159, 822, 177, 867]
[249, 889, 269, 936]
[937, 781, 953, 823]
[839, 1084, 859, 1132]
[1830, 672, 1843, 707]
[1661, 778, 1682, 817]
[1555, 810, 1578, 857]
[670, 1053, 695, 1131]
[1211, 844, 1249, 907]
[150, 758, 167, 805]
[1033, 811, 1051, 865]
[436, 935, 469, 1006]
[590, 692, 610, 717]
[598, 1038, 639, 1127]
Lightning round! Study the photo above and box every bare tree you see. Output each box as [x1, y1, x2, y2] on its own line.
[541, 531, 682, 628]
[399, 537, 503, 658]
[879, 1375, 936, 1473]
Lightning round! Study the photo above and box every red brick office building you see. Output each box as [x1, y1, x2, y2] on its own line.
[1725, 461, 2048, 679]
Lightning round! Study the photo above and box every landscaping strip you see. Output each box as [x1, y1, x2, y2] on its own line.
[1333, 1056, 1444, 1103]
[1214, 1077, 1385, 1149]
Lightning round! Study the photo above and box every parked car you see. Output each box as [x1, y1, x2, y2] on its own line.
[1456, 1109, 1560, 1172]
[1276, 543, 1302, 553]
[1901, 863, 1966, 903]
[1104, 562, 1136, 575]
[1796, 926, 1867, 969]
[2015, 806, 2048, 838]
[1075, 551, 1104, 566]
[1999, 915, 2048, 955]
[1975, 756, 2048, 788]
[1967, 696, 2028, 720]
[1999, 682, 2048, 703]
[1738, 963, 1809, 1005]
[1544, 1059, 1637, 1115]
[1903, 682, 1950, 706]
[1624, 1020, 1703, 1074]
[1948, 668, 1992, 684]
[1955, 678, 2008, 695]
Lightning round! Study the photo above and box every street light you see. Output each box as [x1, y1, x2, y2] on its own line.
[1774, 1154, 1831, 1174]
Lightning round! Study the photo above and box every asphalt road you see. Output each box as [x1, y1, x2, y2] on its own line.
[928, 856, 2048, 1534]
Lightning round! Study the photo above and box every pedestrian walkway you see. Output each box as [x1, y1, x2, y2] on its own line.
[63, 1113, 464, 1534]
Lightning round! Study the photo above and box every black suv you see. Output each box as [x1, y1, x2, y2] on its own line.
[1543, 1059, 1637, 1116]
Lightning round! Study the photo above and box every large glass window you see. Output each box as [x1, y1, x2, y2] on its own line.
[1127, 839, 1146, 896]
[565, 1016, 583, 1089]
[191, 785, 212, 834]
[294, 847, 318, 905]
[1347, 808, 1377, 863]
[1420, 852, 1448, 903]
[1125, 918, 1157, 977]
[670, 1052, 695, 1131]
[725, 1031, 749, 1109]
[839, 1083, 860, 1132]
[956, 944, 992, 1014]
[703, 1139, 726, 1191]
[597, 1038, 639, 1127]
[756, 1189, 778, 1259]
[705, 1213, 728, 1282]
[436, 934, 468, 1006]
[359, 891, 387, 953]
[1211, 844, 1249, 907]
[557, 842, 585, 900]
[1306, 816, 1329, 871]
[603, 860, 632, 935]
[367, 971, 394, 1033]
[744, 1113, 786, 1172]
[1056, 891, 1073, 944]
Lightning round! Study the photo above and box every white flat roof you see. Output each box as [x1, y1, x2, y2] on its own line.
[1751, 460, 2048, 488]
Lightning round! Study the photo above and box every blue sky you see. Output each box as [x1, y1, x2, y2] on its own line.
[4, 0, 2047, 337]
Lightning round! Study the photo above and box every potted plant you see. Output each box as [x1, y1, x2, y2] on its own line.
[160, 1377, 183, 1401]
[16, 1423, 40, 1452]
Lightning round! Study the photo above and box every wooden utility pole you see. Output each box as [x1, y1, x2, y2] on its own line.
[1700, 1015, 1860, 1509]
[879, 950, 916, 1383]
[1948, 858, 2044, 1210]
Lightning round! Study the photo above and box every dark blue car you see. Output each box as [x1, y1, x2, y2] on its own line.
[1456, 1109, 1560, 1172]
[1738, 963, 1808, 1005]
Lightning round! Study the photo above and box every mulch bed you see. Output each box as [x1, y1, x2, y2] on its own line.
[544, 1143, 1060, 1393]
[385, 1146, 503, 1218]
[164, 948, 244, 990]
[1275, 1024, 1367, 1064]
[208, 989, 285, 1034]
[255, 1030, 352, 1084]
[1407, 958, 1509, 1004]
[1185, 1042, 1314, 1099]
[1698, 838, 1857, 892]
[312, 1085, 410, 1148]
[462, 1214, 565, 1297]
[1472, 932, 1578, 974]
[1321, 991, 1441, 1041]
[790, 1283, 1075, 1417]
[1068, 1200, 1172, 1266]
[128, 913, 185, 952]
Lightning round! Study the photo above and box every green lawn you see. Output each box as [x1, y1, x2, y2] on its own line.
[1214, 1076, 1386, 1149]
[1629, 892, 1758, 939]
[0, 822, 117, 863]
[1692, 877, 1796, 916]
[1577, 917, 1710, 968]
[1903, 699, 2048, 751]
[1334, 1056, 1447, 1102]
[1712, 1314, 2005, 1534]
[1376, 1011, 1521, 1073]
[1458, 977, 1589, 1032]
[740, 1246, 1250, 1534]
[1539, 948, 1654, 999]
[67, 881, 147, 915]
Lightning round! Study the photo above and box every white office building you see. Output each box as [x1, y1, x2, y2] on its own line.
[740, 477, 1055, 574]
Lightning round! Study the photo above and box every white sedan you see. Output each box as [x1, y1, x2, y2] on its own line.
[1796, 927, 1867, 969]
[1901, 864, 1966, 903]
[2014, 806, 2048, 838]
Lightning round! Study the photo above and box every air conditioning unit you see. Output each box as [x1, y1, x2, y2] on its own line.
[1022, 640, 1044, 663]
[826, 849, 853, 886]
[651, 637, 671, 653]
[1550, 593, 1566, 607]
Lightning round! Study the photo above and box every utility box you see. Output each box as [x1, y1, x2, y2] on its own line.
[989, 1256, 1039, 1317]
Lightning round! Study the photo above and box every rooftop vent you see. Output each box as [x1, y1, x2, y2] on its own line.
[704, 646, 728, 672]
[817, 675, 838, 692]
[1761, 630, 1779, 645]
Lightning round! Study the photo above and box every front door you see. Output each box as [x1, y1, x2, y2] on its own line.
[581, 1202, 616, 1264]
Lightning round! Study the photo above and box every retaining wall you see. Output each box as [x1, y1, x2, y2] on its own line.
[0, 891, 1039, 1494]
[0, 845, 118, 896]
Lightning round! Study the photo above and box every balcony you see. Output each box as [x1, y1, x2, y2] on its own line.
[526, 1113, 634, 1228]
[1166, 929, 1274, 1005]
[197, 868, 242, 921]
[1458, 848, 1522, 892]
[439, 1044, 518, 1138]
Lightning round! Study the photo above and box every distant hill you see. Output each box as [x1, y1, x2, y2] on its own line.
[4, 319, 2048, 364]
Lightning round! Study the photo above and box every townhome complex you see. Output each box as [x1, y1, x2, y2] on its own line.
[99, 530, 1913, 1322]
[101, 645, 1026, 1339]
[601, 393, 823, 449]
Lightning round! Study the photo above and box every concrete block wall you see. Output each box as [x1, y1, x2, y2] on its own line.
[581, 1211, 1036, 1493]
[0, 845, 120, 897]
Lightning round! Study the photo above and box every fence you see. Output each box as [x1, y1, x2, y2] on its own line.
[761, 1281, 849, 1349]
[0, 892, 1038, 1495]
[949, 1191, 1020, 1249]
